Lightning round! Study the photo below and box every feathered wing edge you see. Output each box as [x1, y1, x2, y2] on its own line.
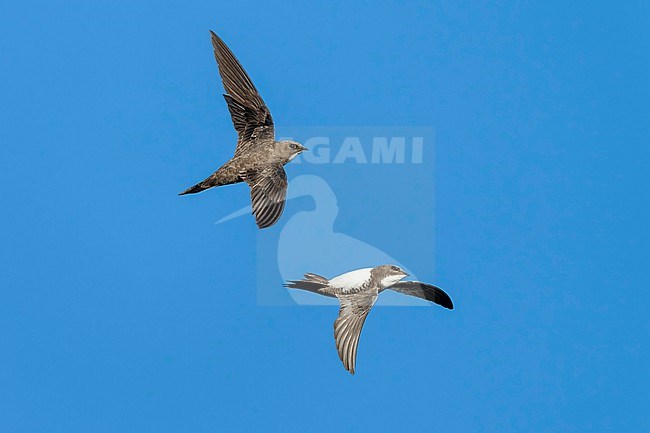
[333, 291, 378, 375]
[209, 31, 275, 148]
[240, 165, 288, 229]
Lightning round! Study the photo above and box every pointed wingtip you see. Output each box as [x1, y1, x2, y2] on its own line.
[436, 292, 454, 310]
[342, 361, 355, 375]
[439, 291, 454, 310]
[209, 30, 220, 49]
[209, 30, 222, 44]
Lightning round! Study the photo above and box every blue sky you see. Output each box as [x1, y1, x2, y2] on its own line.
[1, 1, 649, 432]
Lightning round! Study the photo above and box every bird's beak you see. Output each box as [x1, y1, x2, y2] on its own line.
[402, 272, 410, 277]
[300, 145, 309, 152]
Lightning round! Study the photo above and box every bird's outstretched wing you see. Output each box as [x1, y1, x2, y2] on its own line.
[210, 31, 275, 154]
[386, 281, 454, 310]
[240, 165, 287, 229]
[334, 290, 378, 375]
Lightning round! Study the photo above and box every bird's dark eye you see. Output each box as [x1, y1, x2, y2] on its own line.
[290, 143, 297, 149]
[391, 266, 399, 271]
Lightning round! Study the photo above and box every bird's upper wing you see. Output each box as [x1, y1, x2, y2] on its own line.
[240, 165, 287, 229]
[210, 31, 274, 154]
[334, 289, 378, 375]
[386, 281, 454, 310]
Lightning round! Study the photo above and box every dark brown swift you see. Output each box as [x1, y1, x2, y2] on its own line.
[179, 31, 308, 229]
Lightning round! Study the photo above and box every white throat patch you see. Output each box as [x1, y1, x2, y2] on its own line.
[380, 274, 405, 288]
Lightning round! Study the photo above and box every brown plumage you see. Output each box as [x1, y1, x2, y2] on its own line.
[179, 31, 307, 229]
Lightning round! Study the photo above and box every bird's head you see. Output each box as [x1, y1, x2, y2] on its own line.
[277, 140, 308, 163]
[376, 265, 409, 288]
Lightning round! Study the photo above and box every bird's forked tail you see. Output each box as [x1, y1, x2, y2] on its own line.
[284, 273, 335, 298]
[178, 175, 219, 195]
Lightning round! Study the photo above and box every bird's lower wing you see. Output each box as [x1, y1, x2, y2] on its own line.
[386, 281, 454, 310]
[240, 165, 288, 229]
[334, 290, 378, 374]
